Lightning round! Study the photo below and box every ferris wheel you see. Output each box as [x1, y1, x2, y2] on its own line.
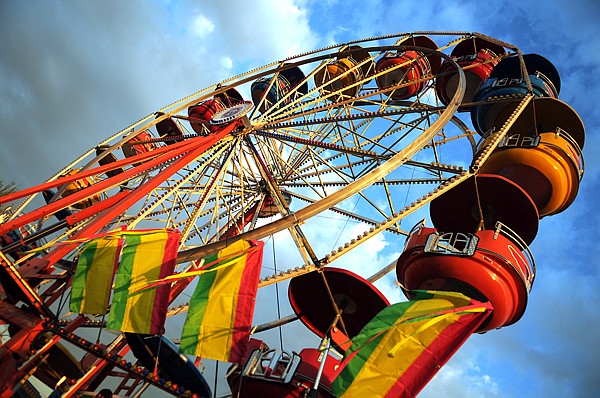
[0, 31, 584, 398]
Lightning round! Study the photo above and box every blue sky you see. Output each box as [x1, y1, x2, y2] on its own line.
[1, 1, 599, 397]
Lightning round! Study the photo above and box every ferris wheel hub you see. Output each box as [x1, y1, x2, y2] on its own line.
[210, 101, 254, 125]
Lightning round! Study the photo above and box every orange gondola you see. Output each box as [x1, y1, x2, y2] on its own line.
[343, 45, 375, 80]
[315, 45, 374, 101]
[59, 170, 101, 209]
[315, 58, 362, 100]
[477, 98, 585, 216]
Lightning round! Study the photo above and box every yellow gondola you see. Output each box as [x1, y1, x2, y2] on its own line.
[478, 97, 585, 216]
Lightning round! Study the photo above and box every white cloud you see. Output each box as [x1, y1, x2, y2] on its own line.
[192, 14, 215, 37]
[181, 0, 318, 63]
[219, 56, 233, 69]
[419, 338, 506, 398]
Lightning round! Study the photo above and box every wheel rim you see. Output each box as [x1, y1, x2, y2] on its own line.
[2, 32, 540, 397]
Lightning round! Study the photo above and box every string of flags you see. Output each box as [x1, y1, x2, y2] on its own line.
[69, 228, 263, 362]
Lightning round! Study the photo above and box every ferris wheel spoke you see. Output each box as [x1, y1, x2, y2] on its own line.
[179, 118, 461, 264]
[244, 136, 321, 265]
[178, 139, 244, 243]
[288, 191, 407, 236]
[126, 139, 234, 232]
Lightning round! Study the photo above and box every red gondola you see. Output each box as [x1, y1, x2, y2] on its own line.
[375, 35, 440, 100]
[430, 174, 539, 245]
[396, 221, 535, 332]
[122, 130, 158, 162]
[435, 37, 505, 110]
[258, 192, 292, 218]
[155, 115, 185, 144]
[288, 267, 389, 352]
[188, 98, 226, 134]
[227, 339, 340, 398]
